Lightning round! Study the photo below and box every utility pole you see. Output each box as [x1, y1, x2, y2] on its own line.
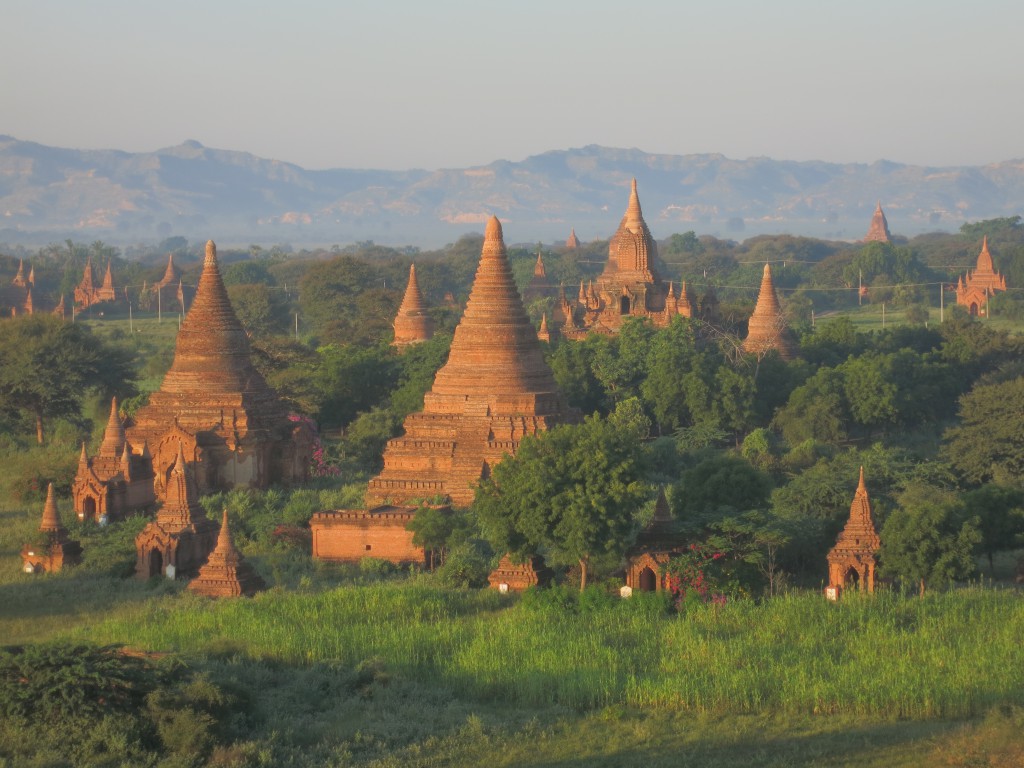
[157, 286, 162, 323]
[939, 282, 944, 323]
[128, 300, 133, 333]
[294, 312, 299, 340]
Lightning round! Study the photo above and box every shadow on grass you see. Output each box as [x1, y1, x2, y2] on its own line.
[0, 571, 179, 643]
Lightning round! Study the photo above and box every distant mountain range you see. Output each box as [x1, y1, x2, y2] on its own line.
[2, 135, 1023, 248]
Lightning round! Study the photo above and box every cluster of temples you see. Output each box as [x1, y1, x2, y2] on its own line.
[23, 240, 310, 596]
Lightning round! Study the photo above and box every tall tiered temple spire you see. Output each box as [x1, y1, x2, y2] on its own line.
[566, 228, 580, 249]
[743, 264, 796, 360]
[827, 467, 881, 595]
[155, 253, 180, 290]
[865, 201, 892, 243]
[392, 263, 434, 347]
[188, 509, 266, 597]
[364, 216, 576, 507]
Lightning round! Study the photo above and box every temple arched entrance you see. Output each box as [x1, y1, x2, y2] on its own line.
[845, 566, 860, 590]
[147, 549, 164, 578]
[639, 567, 657, 592]
[620, 296, 631, 315]
[81, 496, 97, 522]
[969, 302, 979, 317]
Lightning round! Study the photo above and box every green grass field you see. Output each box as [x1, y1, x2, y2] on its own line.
[1, 487, 1022, 767]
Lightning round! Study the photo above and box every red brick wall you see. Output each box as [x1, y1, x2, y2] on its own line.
[312, 513, 425, 565]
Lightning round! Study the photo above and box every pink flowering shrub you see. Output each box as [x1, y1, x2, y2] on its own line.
[288, 414, 340, 478]
[664, 543, 728, 608]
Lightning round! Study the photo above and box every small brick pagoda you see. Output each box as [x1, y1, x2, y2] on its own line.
[742, 263, 796, 360]
[864, 201, 892, 243]
[72, 397, 155, 522]
[559, 179, 693, 338]
[956, 237, 1007, 316]
[366, 215, 576, 507]
[74, 258, 117, 311]
[21, 483, 82, 574]
[522, 250, 555, 305]
[127, 241, 312, 500]
[487, 554, 553, 592]
[188, 509, 266, 597]
[826, 467, 881, 596]
[624, 489, 684, 593]
[135, 442, 218, 579]
[565, 228, 581, 250]
[392, 264, 434, 347]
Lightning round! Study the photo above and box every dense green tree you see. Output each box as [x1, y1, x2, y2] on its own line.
[674, 454, 772, 519]
[475, 414, 649, 590]
[880, 483, 980, 596]
[314, 344, 398, 430]
[228, 283, 291, 337]
[773, 367, 848, 446]
[942, 376, 1024, 487]
[961, 484, 1024, 575]
[0, 315, 135, 443]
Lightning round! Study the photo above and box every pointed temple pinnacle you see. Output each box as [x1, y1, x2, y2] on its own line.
[79, 441, 88, 465]
[40, 482, 62, 532]
[625, 178, 643, 231]
[485, 215, 503, 243]
[216, 507, 234, 552]
[99, 397, 126, 458]
[393, 263, 433, 346]
[205, 240, 218, 267]
[857, 466, 867, 495]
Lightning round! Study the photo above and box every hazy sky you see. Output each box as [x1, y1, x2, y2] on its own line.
[3, 0, 1022, 171]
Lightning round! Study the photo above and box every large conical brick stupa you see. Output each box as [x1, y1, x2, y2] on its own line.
[128, 241, 312, 498]
[742, 263, 796, 360]
[367, 216, 577, 507]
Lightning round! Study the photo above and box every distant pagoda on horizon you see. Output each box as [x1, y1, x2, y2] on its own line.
[864, 201, 892, 243]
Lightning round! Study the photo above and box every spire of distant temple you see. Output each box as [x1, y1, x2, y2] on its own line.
[80, 257, 95, 292]
[566, 228, 580, 249]
[534, 251, 546, 278]
[12, 259, 25, 286]
[101, 261, 114, 291]
[743, 263, 795, 360]
[27, 264, 35, 286]
[99, 397, 126, 458]
[188, 508, 266, 597]
[40, 483, 64, 533]
[393, 263, 434, 347]
[602, 178, 658, 282]
[537, 313, 550, 343]
[865, 201, 892, 243]
[157, 253, 179, 288]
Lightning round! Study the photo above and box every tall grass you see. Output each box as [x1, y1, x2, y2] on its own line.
[67, 584, 1024, 719]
